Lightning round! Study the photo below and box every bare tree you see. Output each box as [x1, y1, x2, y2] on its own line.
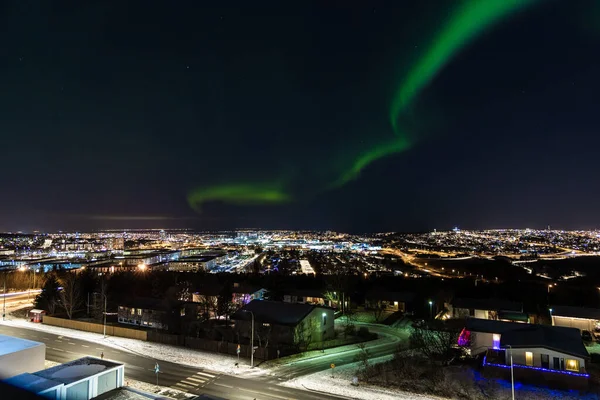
[409, 321, 460, 365]
[255, 324, 271, 349]
[294, 316, 318, 351]
[354, 342, 371, 372]
[59, 273, 81, 320]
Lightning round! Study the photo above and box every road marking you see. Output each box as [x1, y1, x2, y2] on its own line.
[81, 345, 89, 348]
[196, 371, 215, 378]
[239, 387, 288, 400]
[173, 382, 195, 390]
[213, 383, 234, 389]
[186, 376, 206, 384]
[96, 348, 103, 351]
[43, 337, 50, 340]
[51, 348, 61, 351]
[55, 340, 62, 342]
[66, 351, 75, 354]
[68, 342, 76, 345]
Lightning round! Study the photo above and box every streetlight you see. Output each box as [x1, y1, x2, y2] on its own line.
[138, 264, 147, 271]
[506, 344, 515, 400]
[548, 284, 552, 293]
[103, 293, 108, 338]
[428, 300, 433, 319]
[241, 310, 255, 368]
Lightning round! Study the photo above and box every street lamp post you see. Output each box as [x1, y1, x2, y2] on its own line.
[3, 272, 6, 321]
[428, 300, 433, 319]
[242, 310, 255, 368]
[507, 345, 515, 400]
[103, 294, 107, 338]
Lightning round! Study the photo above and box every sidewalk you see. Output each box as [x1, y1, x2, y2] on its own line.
[282, 354, 444, 400]
[0, 317, 265, 377]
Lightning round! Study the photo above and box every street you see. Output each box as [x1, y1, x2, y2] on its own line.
[264, 323, 408, 381]
[0, 324, 348, 400]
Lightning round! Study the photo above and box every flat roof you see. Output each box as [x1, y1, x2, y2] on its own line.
[4, 373, 62, 393]
[34, 357, 122, 385]
[0, 334, 44, 357]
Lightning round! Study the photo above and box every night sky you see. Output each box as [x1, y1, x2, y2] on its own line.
[2, 1, 599, 233]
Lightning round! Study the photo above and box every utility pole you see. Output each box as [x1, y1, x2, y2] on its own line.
[242, 310, 255, 367]
[3, 272, 6, 321]
[103, 294, 107, 338]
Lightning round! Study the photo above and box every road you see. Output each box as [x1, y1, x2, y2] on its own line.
[263, 323, 408, 381]
[0, 324, 347, 400]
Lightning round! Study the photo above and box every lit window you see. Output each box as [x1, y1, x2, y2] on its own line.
[525, 352, 533, 366]
[137, 309, 142, 316]
[566, 359, 579, 372]
[492, 334, 500, 350]
[130, 308, 135, 315]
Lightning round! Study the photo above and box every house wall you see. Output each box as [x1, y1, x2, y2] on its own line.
[552, 315, 596, 332]
[117, 306, 167, 329]
[0, 343, 45, 379]
[505, 347, 586, 373]
[294, 307, 335, 343]
[470, 332, 494, 355]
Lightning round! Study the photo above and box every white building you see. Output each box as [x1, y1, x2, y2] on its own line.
[0, 335, 45, 379]
[6, 356, 125, 400]
[550, 305, 600, 333]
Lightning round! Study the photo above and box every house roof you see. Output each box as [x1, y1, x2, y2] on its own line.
[194, 285, 223, 297]
[498, 310, 529, 323]
[232, 300, 330, 326]
[452, 297, 522, 312]
[500, 325, 589, 359]
[0, 334, 44, 357]
[119, 297, 182, 311]
[365, 290, 415, 303]
[287, 288, 326, 298]
[550, 305, 600, 320]
[34, 357, 122, 385]
[4, 373, 62, 393]
[465, 317, 528, 334]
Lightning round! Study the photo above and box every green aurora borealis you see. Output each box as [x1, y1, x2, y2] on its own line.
[188, 0, 540, 212]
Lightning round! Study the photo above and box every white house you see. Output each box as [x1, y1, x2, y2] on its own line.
[481, 323, 590, 389]
[550, 305, 600, 333]
[450, 298, 526, 322]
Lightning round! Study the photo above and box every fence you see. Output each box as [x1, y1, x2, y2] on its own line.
[42, 316, 148, 341]
[147, 331, 280, 360]
[43, 316, 289, 361]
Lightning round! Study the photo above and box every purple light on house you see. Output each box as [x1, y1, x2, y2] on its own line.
[483, 356, 589, 378]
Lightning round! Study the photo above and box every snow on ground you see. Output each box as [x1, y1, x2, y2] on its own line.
[126, 379, 194, 399]
[0, 318, 265, 377]
[282, 354, 446, 400]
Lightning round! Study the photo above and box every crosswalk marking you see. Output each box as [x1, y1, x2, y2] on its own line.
[196, 371, 215, 378]
[185, 376, 206, 384]
[173, 382, 195, 390]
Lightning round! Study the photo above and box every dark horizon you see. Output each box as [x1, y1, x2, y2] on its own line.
[2, 1, 599, 232]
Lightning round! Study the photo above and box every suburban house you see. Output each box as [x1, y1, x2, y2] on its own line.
[460, 318, 526, 355]
[232, 300, 335, 346]
[283, 289, 329, 306]
[365, 290, 415, 312]
[118, 298, 192, 330]
[550, 305, 600, 333]
[483, 323, 589, 389]
[192, 286, 222, 319]
[448, 297, 528, 322]
[232, 283, 266, 307]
